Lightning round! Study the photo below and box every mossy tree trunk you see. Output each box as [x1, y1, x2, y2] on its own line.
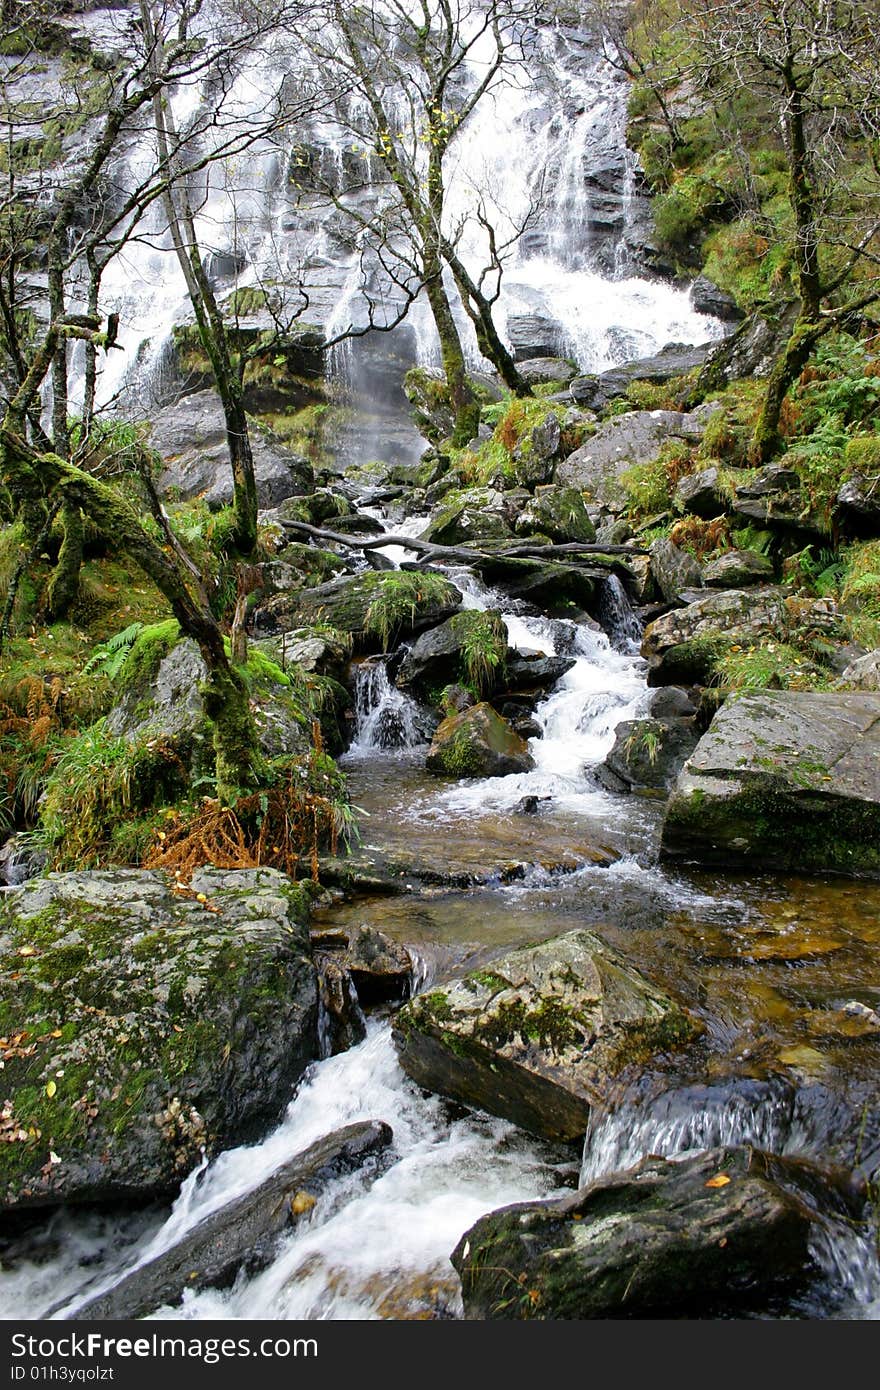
[46, 498, 84, 620]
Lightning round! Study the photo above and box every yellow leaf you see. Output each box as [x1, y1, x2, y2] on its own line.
[196, 893, 208, 903]
[18, 945, 36, 957]
[45, 1080, 57, 1098]
[705, 1173, 731, 1189]
[290, 1190, 317, 1215]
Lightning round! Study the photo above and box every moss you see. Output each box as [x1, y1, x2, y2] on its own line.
[448, 610, 508, 695]
[116, 619, 181, 694]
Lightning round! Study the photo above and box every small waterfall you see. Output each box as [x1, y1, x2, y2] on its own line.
[348, 659, 424, 755]
[595, 574, 643, 650]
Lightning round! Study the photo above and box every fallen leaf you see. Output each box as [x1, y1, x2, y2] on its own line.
[45, 1080, 57, 1098]
[705, 1174, 731, 1189]
[18, 946, 35, 957]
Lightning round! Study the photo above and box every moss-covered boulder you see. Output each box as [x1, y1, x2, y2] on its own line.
[641, 586, 789, 684]
[451, 1146, 850, 1318]
[397, 610, 508, 700]
[425, 702, 534, 778]
[661, 691, 880, 878]
[283, 571, 462, 652]
[0, 868, 318, 1213]
[392, 930, 700, 1142]
[703, 549, 775, 588]
[423, 488, 513, 546]
[105, 629, 311, 761]
[514, 486, 596, 544]
[474, 556, 600, 618]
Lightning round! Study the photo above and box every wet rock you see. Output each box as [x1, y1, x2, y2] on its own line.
[690, 275, 744, 322]
[597, 716, 700, 794]
[423, 487, 513, 546]
[555, 409, 708, 501]
[451, 1146, 848, 1318]
[514, 795, 551, 816]
[661, 690, 880, 877]
[279, 571, 462, 651]
[393, 929, 699, 1143]
[647, 686, 697, 719]
[835, 476, 880, 537]
[317, 924, 415, 1011]
[703, 549, 775, 588]
[692, 301, 800, 392]
[426, 702, 534, 779]
[514, 486, 596, 544]
[649, 537, 704, 604]
[501, 652, 577, 698]
[69, 1122, 393, 1320]
[0, 869, 319, 1213]
[474, 556, 599, 617]
[151, 391, 313, 508]
[673, 465, 726, 519]
[837, 649, 880, 691]
[249, 629, 351, 682]
[507, 312, 564, 361]
[0, 835, 47, 887]
[315, 956, 367, 1054]
[396, 611, 508, 700]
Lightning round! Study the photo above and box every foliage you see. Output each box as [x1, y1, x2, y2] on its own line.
[81, 621, 146, 679]
[713, 641, 831, 693]
[450, 610, 507, 696]
[669, 515, 731, 559]
[620, 439, 693, 517]
[363, 571, 454, 650]
[142, 730, 357, 883]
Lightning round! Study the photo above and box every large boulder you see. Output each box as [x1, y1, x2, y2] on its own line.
[661, 691, 880, 877]
[269, 571, 462, 650]
[422, 488, 513, 546]
[555, 409, 707, 500]
[690, 275, 744, 322]
[451, 1146, 852, 1319]
[392, 930, 699, 1143]
[649, 537, 704, 604]
[596, 716, 700, 795]
[703, 549, 775, 588]
[105, 634, 310, 761]
[568, 342, 714, 411]
[69, 1122, 393, 1320]
[507, 311, 564, 361]
[425, 702, 535, 778]
[732, 465, 829, 539]
[151, 390, 313, 508]
[673, 465, 727, 519]
[515, 358, 577, 387]
[837, 649, 880, 691]
[0, 868, 319, 1212]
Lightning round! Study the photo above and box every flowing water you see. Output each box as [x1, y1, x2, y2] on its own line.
[8, 3, 880, 1323]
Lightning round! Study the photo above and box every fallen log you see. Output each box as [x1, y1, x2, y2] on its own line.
[276, 518, 647, 564]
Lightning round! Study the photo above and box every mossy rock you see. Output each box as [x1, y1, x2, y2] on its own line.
[425, 702, 534, 778]
[514, 486, 597, 544]
[397, 611, 508, 700]
[393, 929, 701, 1143]
[0, 868, 318, 1213]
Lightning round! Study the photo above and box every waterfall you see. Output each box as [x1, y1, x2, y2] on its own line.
[347, 659, 425, 755]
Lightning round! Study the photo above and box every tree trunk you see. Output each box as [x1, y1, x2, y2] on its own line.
[749, 313, 826, 464]
[423, 268, 480, 445]
[446, 254, 531, 396]
[46, 498, 83, 619]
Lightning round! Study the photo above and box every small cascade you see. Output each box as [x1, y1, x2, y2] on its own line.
[347, 659, 425, 756]
[594, 574, 643, 650]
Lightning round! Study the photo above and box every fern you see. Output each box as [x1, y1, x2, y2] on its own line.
[82, 621, 145, 679]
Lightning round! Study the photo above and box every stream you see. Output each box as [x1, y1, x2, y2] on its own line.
[4, 557, 880, 1321]
[4, 4, 880, 1324]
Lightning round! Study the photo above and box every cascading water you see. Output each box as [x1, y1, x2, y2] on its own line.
[348, 659, 424, 754]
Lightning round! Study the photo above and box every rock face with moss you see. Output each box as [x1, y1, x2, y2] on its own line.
[661, 691, 880, 877]
[641, 586, 793, 685]
[0, 868, 318, 1213]
[425, 702, 534, 778]
[514, 486, 596, 544]
[150, 390, 313, 507]
[106, 630, 311, 761]
[392, 930, 699, 1142]
[451, 1146, 848, 1319]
